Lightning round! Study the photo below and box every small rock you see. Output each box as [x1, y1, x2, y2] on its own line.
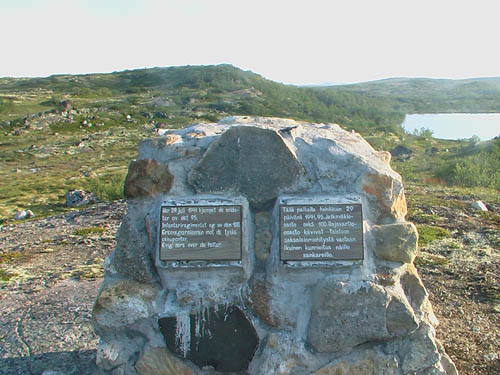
[390, 145, 413, 160]
[471, 200, 488, 211]
[14, 210, 34, 220]
[41, 371, 64, 375]
[65, 190, 97, 207]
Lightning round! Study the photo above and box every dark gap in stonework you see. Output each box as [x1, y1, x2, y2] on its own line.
[159, 304, 259, 372]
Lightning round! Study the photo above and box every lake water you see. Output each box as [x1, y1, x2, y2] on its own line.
[402, 113, 500, 141]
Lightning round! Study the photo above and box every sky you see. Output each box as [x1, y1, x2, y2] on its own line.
[1, 0, 500, 85]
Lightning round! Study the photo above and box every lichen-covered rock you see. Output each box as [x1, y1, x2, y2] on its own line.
[386, 291, 419, 336]
[96, 336, 142, 371]
[308, 280, 390, 352]
[360, 172, 407, 223]
[93, 117, 455, 375]
[308, 280, 418, 353]
[372, 222, 419, 263]
[254, 212, 272, 262]
[108, 214, 157, 284]
[124, 158, 173, 198]
[188, 126, 304, 208]
[135, 346, 196, 375]
[400, 264, 439, 326]
[93, 279, 159, 328]
[312, 349, 399, 375]
[65, 189, 96, 207]
[249, 332, 320, 375]
[393, 324, 443, 374]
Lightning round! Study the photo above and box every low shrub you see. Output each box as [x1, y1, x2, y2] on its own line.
[84, 172, 126, 201]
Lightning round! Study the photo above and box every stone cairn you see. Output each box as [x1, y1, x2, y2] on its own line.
[92, 117, 458, 375]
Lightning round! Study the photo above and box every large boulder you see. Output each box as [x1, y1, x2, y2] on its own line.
[188, 126, 305, 208]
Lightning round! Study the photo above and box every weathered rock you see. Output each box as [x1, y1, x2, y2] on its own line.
[377, 150, 392, 163]
[93, 117, 455, 375]
[398, 324, 442, 374]
[108, 214, 157, 284]
[93, 279, 159, 328]
[254, 212, 272, 262]
[14, 209, 34, 220]
[390, 145, 414, 161]
[246, 277, 276, 327]
[386, 291, 419, 336]
[372, 222, 419, 263]
[135, 346, 195, 375]
[96, 336, 142, 371]
[400, 264, 438, 326]
[124, 158, 173, 199]
[65, 189, 96, 207]
[361, 172, 407, 222]
[471, 200, 488, 211]
[247, 275, 310, 330]
[313, 349, 399, 375]
[249, 332, 320, 375]
[308, 280, 389, 352]
[188, 126, 304, 208]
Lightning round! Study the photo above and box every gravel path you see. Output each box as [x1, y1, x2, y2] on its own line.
[0, 201, 126, 375]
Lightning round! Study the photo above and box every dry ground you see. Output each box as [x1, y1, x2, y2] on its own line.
[0, 190, 499, 375]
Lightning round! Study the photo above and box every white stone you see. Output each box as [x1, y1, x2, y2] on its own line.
[471, 200, 488, 211]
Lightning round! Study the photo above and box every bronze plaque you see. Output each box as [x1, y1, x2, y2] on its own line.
[160, 205, 242, 261]
[280, 203, 363, 261]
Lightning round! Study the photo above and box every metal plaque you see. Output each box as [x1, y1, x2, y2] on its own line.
[160, 205, 242, 261]
[280, 203, 363, 261]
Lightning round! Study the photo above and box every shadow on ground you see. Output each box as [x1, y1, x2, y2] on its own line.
[0, 350, 98, 375]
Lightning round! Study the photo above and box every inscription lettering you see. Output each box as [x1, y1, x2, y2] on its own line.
[280, 203, 363, 261]
[160, 205, 242, 261]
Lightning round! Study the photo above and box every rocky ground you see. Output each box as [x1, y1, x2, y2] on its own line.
[0, 186, 499, 375]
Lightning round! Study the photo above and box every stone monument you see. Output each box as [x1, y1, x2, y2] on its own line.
[92, 116, 458, 375]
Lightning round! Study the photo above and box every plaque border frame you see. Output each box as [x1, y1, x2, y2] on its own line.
[279, 202, 364, 262]
[159, 203, 243, 262]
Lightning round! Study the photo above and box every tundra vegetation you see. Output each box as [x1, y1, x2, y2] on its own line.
[0, 65, 499, 375]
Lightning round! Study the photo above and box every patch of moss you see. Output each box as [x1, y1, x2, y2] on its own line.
[410, 212, 439, 224]
[73, 226, 106, 236]
[480, 211, 500, 226]
[0, 251, 21, 264]
[0, 269, 17, 282]
[417, 225, 451, 247]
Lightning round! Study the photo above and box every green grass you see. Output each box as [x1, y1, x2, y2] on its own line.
[73, 226, 106, 236]
[1, 65, 500, 225]
[83, 172, 127, 201]
[417, 225, 452, 247]
[0, 251, 21, 282]
[0, 269, 17, 282]
[0, 251, 21, 264]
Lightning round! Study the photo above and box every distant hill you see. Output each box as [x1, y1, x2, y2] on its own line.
[2, 65, 500, 135]
[0, 65, 403, 134]
[333, 76, 500, 113]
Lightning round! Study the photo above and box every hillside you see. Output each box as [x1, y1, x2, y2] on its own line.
[0, 64, 404, 134]
[0, 65, 499, 375]
[1, 65, 499, 221]
[335, 76, 500, 113]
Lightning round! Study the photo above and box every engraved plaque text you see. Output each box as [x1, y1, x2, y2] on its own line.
[160, 205, 242, 261]
[280, 203, 363, 261]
